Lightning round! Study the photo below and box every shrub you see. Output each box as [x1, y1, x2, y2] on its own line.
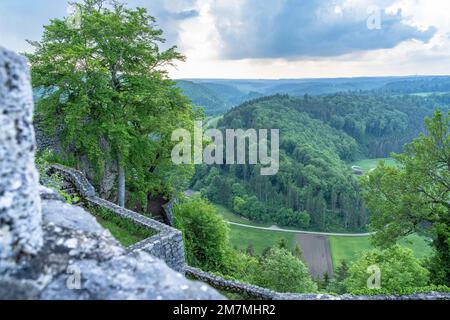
[345, 245, 430, 293]
[254, 247, 317, 293]
[174, 196, 233, 273]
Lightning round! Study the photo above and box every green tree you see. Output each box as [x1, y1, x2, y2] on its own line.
[233, 196, 246, 214]
[254, 248, 317, 293]
[361, 110, 450, 285]
[277, 238, 288, 250]
[345, 246, 429, 293]
[246, 244, 255, 257]
[174, 196, 232, 272]
[27, 0, 196, 207]
[292, 244, 304, 261]
[326, 260, 349, 294]
[319, 273, 330, 291]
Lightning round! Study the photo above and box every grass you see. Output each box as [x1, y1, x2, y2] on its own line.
[215, 204, 296, 255]
[350, 157, 397, 172]
[329, 234, 433, 269]
[228, 224, 295, 255]
[89, 206, 155, 247]
[213, 199, 433, 270]
[398, 234, 433, 259]
[215, 204, 271, 227]
[329, 236, 372, 268]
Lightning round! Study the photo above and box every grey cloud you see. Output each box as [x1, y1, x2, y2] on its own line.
[126, 0, 199, 47]
[209, 0, 437, 59]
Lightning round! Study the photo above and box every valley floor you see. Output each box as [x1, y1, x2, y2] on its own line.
[210, 158, 433, 279]
[217, 205, 432, 279]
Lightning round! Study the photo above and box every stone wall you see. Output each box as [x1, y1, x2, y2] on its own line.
[186, 267, 450, 300]
[88, 196, 186, 273]
[49, 164, 186, 273]
[186, 267, 276, 300]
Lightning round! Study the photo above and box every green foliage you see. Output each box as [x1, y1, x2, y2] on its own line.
[174, 196, 234, 272]
[292, 244, 304, 261]
[253, 248, 317, 293]
[350, 285, 450, 296]
[318, 273, 330, 291]
[177, 77, 450, 116]
[345, 246, 430, 293]
[277, 238, 288, 250]
[36, 150, 75, 204]
[361, 110, 450, 285]
[89, 206, 155, 247]
[175, 196, 320, 294]
[28, 0, 197, 208]
[192, 94, 368, 232]
[326, 261, 349, 294]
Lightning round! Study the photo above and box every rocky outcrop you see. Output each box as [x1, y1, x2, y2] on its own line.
[0, 47, 43, 273]
[0, 47, 223, 300]
[1, 195, 222, 300]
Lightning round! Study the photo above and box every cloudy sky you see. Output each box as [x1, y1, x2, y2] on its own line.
[1, 0, 450, 79]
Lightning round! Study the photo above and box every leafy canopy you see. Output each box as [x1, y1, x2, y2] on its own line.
[345, 246, 429, 293]
[361, 110, 450, 285]
[27, 0, 198, 205]
[254, 247, 317, 293]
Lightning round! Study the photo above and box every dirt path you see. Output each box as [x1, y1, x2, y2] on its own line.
[296, 234, 333, 280]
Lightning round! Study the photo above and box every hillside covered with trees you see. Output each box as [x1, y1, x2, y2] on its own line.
[191, 93, 449, 232]
[176, 77, 450, 116]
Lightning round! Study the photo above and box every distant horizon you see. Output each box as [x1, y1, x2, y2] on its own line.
[176, 74, 450, 81]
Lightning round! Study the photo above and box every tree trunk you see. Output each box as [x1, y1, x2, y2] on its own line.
[117, 152, 126, 207]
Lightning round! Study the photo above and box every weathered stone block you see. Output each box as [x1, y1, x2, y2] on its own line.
[0, 48, 42, 273]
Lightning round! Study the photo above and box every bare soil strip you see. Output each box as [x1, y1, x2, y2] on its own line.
[296, 234, 334, 280]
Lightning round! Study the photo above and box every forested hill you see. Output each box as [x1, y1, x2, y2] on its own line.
[176, 76, 450, 116]
[191, 93, 449, 232]
[267, 93, 450, 157]
[192, 95, 365, 233]
[175, 80, 263, 115]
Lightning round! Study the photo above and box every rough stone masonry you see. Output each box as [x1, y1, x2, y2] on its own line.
[0, 47, 223, 300]
[0, 48, 43, 273]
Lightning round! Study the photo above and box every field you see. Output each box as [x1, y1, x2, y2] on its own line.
[214, 194, 433, 278]
[329, 234, 433, 268]
[350, 157, 397, 172]
[296, 234, 333, 279]
[228, 224, 295, 254]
